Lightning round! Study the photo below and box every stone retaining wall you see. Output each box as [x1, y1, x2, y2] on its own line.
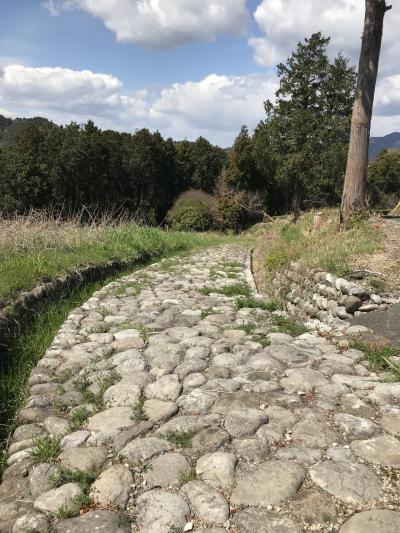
[272, 262, 398, 330]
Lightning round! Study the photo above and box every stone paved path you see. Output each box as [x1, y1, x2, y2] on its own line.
[1, 245, 400, 532]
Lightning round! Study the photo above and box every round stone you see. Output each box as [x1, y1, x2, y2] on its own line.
[340, 510, 400, 533]
[230, 460, 305, 507]
[309, 461, 381, 504]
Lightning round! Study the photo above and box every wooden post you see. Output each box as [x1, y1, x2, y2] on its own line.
[340, 0, 391, 223]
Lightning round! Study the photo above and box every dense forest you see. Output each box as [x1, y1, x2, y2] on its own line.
[1, 33, 399, 228]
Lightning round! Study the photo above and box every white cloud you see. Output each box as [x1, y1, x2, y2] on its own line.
[0, 63, 277, 145]
[249, 0, 400, 136]
[153, 73, 278, 142]
[250, 0, 400, 77]
[46, 0, 249, 48]
[375, 74, 400, 116]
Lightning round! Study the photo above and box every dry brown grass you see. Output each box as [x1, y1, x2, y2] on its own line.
[0, 209, 129, 259]
[251, 209, 388, 294]
[0, 209, 225, 304]
[352, 219, 400, 294]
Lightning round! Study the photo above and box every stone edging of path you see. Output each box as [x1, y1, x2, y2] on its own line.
[1, 244, 400, 533]
[0, 254, 159, 345]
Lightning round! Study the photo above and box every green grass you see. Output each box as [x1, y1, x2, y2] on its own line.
[0, 214, 226, 305]
[28, 435, 61, 463]
[57, 493, 92, 519]
[55, 368, 73, 384]
[131, 398, 148, 421]
[236, 296, 279, 312]
[165, 430, 194, 448]
[179, 469, 197, 485]
[49, 466, 96, 492]
[168, 527, 183, 533]
[350, 340, 400, 380]
[269, 315, 308, 336]
[236, 322, 257, 335]
[73, 370, 121, 412]
[198, 282, 252, 297]
[262, 209, 381, 280]
[68, 406, 90, 431]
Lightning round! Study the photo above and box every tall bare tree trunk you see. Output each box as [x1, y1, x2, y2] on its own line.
[340, 0, 391, 223]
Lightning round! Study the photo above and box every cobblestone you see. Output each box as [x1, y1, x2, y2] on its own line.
[1, 245, 399, 532]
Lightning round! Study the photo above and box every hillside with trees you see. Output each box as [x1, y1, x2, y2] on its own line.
[1, 33, 399, 227]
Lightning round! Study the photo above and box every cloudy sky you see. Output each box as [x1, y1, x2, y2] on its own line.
[0, 0, 399, 146]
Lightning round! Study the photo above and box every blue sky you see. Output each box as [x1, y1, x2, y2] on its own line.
[1, 0, 264, 88]
[0, 1, 399, 146]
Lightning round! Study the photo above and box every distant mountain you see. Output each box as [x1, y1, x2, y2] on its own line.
[369, 132, 400, 160]
[0, 115, 55, 146]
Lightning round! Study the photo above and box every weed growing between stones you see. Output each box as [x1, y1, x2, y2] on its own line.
[117, 322, 151, 341]
[51, 465, 98, 518]
[236, 323, 257, 335]
[29, 435, 61, 463]
[49, 467, 96, 492]
[269, 315, 308, 337]
[56, 493, 92, 519]
[350, 340, 400, 380]
[200, 307, 214, 319]
[114, 281, 142, 297]
[198, 282, 252, 297]
[160, 258, 178, 272]
[55, 368, 73, 384]
[86, 323, 112, 334]
[224, 260, 242, 268]
[168, 527, 183, 533]
[136, 459, 152, 473]
[209, 268, 225, 280]
[73, 370, 121, 413]
[165, 430, 194, 448]
[68, 406, 90, 431]
[97, 306, 114, 317]
[236, 296, 279, 312]
[131, 398, 148, 421]
[179, 469, 196, 485]
[253, 334, 271, 348]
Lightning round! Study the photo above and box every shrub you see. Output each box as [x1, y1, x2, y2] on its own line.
[170, 200, 213, 232]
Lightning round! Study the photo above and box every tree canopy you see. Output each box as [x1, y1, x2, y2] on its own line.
[0, 118, 226, 222]
[253, 33, 356, 213]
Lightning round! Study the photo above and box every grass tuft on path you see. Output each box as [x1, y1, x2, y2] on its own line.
[350, 340, 400, 380]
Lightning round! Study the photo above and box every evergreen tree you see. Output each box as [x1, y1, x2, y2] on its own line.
[254, 33, 356, 213]
[175, 137, 227, 193]
[224, 125, 261, 192]
[368, 149, 400, 209]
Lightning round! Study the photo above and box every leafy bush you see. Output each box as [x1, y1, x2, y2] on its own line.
[170, 200, 213, 232]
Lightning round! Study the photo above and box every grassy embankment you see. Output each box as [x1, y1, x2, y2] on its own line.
[0, 212, 229, 475]
[253, 208, 400, 378]
[0, 211, 226, 305]
[253, 208, 383, 291]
